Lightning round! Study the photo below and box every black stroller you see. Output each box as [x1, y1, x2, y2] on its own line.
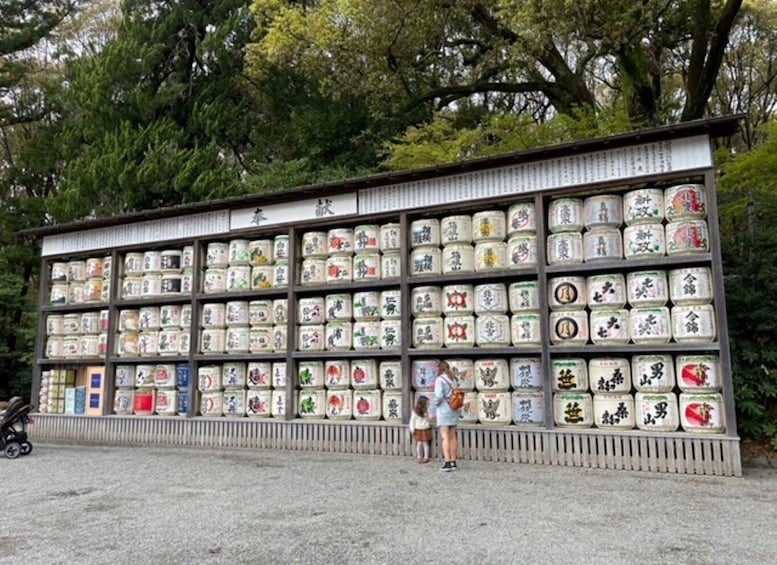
[1, 397, 34, 459]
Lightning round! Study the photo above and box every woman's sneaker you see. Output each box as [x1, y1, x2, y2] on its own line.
[440, 461, 453, 472]
[450, 461, 458, 471]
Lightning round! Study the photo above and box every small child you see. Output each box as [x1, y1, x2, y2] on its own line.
[409, 396, 432, 464]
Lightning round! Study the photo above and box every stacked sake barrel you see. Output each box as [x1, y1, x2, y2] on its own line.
[196, 361, 289, 418]
[44, 308, 109, 360]
[113, 363, 189, 416]
[37, 369, 75, 414]
[296, 358, 402, 422]
[115, 304, 192, 358]
[49, 255, 111, 306]
[200, 299, 287, 355]
[121, 248, 187, 300]
[203, 236, 288, 293]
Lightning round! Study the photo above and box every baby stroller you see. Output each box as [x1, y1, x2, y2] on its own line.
[1, 396, 34, 459]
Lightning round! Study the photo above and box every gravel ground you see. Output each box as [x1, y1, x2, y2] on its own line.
[1, 444, 775, 565]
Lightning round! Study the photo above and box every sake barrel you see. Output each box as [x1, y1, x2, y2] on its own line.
[51, 262, 68, 282]
[160, 249, 182, 272]
[298, 389, 326, 419]
[549, 310, 589, 345]
[62, 335, 80, 358]
[547, 233, 584, 265]
[248, 239, 273, 266]
[440, 215, 472, 244]
[63, 313, 81, 334]
[586, 273, 627, 309]
[676, 355, 721, 392]
[67, 282, 85, 304]
[251, 265, 274, 290]
[114, 389, 134, 415]
[138, 331, 159, 356]
[272, 362, 287, 388]
[583, 194, 623, 229]
[412, 359, 439, 391]
[327, 228, 354, 256]
[46, 314, 64, 335]
[583, 228, 623, 262]
[297, 324, 324, 351]
[629, 307, 671, 344]
[510, 357, 543, 390]
[181, 269, 194, 294]
[226, 266, 251, 292]
[379, 290, 402, 319]
[664, 183, 707, 221]
[325, 255, 352, 284]
[442, 244, 475, 274]
[157, 330, 180, 356]
[623, 224, 666, 260]
[201, 303, 226, 328]
[222, 390, 246, 417]
[67, 260, 87, 282]
[475, 314, 511, 347]
[353, 390, 382, 421]
[222, 362, 247, 388]
[593, 393, 635, 429]
[353, 224, 380, 252]
[124, 252, 144, 276]
[138, 306, 160, 330]
[45, 336, 63, 358]
[79, 335, 100, 358]
[324, 360, 350, 389]
[635, 392, 679, 432]
[202, 268, 227, 294]
[50, 283, 68, 305]
[410, 218, 441, 248]
[297, 361, 324, 389]
[589, 358, 631, 393]
[548, 198, 584, 233]
[665, 220, 709, 255]
[474, 241, 507, 272]
[350, 359, 378, 390]
[410, 286, 442, 317]
[206, 242, 229, 268]
[459, 391, 479, 423]
[200, 392, 223, 417]
[379, 361, 402, 391]
[623, 188, 664, 225]
[671, 304, 716, 343]
[507, 235, 538, 269]
[200, 328, 226, 354]
[325, 293, 353, 321]
[153, 364, 176, 389]
[246, 390, 272, 417]
[668, 267, 714, 305]
[155, 389, 179, 416]
[589, 309, 630, 345]
[228, 239, 251, 266]
[142, 251, 162, 273]
[381, 252, 402, 279]
[626, 270, 668, 307]
[178, 332, 191, 355]
[380, 223, 401, 251]
[271, 390, 288, 418]
[175, 364, 190, 389]
[632, 354, 675, 393]
[83, 278, 103, 303]
[273, 261, 289, 288]
[412, 317, 443, 349]
[247, 362, 272, 389]
[326, 321, 353, 351]
[508, 281, 540, 312]
[159, 304, 182, 328]
[177, 390, 189, 416]
[679, 392, 725, 433]
[298, 297, 325, 324]
[553, 392, 593, 427]
[447, 358, 475, 391]
[133, 389, 156, 416]
[160, 273, 182, 296]
[85, 257, 104, 279]
[551, 358, 588, 392]
[249, 300, 273, 326]
[442, 285, 474, 315]
[352, 252, 380, 282]
[474, 283, 509, 314]
[273, 235, 290, 262]
[380, 320, 401, 350]
[510, 313, 542, 347]
[325, 390, 353, 420]
[410, 246, 442, 276]
[382, 391, 403, 421]
[299, 259, 326, 285]
[473, 358, 509, 391]
[512, 391, 545, 426]
[272, 325, 287, 352]
[352, 321, 381, 350]
[116, 332, 139, 357]
[182, 246, 195, 269]
[135, 364, 156, 387]
[273, 299, 288, 325]
[477, 392, 512, 425]
[507, 201, 536, 235]
[79, 312, 99, 334]
[180, 304, 192, 328]
[443, 315, 475, 348]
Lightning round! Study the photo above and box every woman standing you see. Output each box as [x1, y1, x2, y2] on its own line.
[433, 360, 461, 471]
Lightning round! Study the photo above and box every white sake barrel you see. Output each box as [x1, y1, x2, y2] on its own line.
[412, 317, 443, 349]
[199, 392, 223, 417]
[457, 391, 478, 423]
[225, 327, 250, 353]
[666, 220, 710, 255]
[178, 332, 190, 355]
[326, 390, 353, 420]
[181, 269, 194, 294]
[68, 282, 84, 305]
[635, 392, 679, 431]
[623, 224, 666, 259]
[410, 218, 441, 248]
[160, 273, 182, 295]
[477, 392, 512, 424]
[47, 314, 64, 336]
[139, 306, 160, 330]
[507, 235, 538, 269]
[200, 328, 226, 354]
[153, 364, 177, 389]
[221, 362, 246, 389]
[354, 224, 380, 252]
[80, 312, 100, 335]
[273, 235, 290, 262]
[79, 335, 100, 357]
[476, 314, 511, 347]
[590, 309, 630, 345]
[298, 297, 325, 324]
[205, 242, 229, 268]
[589, 358, 631, 393]
[512, 391, 545, 426]
[155, 389, 179, 416]
[353, 252, 381, 282]
[178, 304, 191, 328]
[441, 215, 472, 244]
[473, 359, 509, 391]
[157, 330, 180, 355]
[272, 362, 287, 388]
[159, 304, 181, 328]
[297, 361, 324, 389]
[248, 300, 273, 327]
[140, 273, 162, 299]
[142, 251, 162, 273]
[382, 391, 403, 421]
[665, 183, 707, 221]
[63, 313, 81, 334]
[447, 358, 475, 391]
[472, 210, 506, 242]
[410, 246, 442, 276]
[671, 304, 716, 343]
[328, 228, 354, 256]
[228, 239, 250, 266]
[553, 392, 593, 427]
[83, 278, 103, 303]
[669, 267, 714, 305]
[325, 293, 352, 321]
[381, 252, 402, 279]
[116, 332, 139, 357]
[443, 315, 475, 348]
[679, 393, 725, 433]
[67, 260, 87, 282]
[272, 325, 287, 351]
[247, 362, 272, 389]
[51, 262, 69, 282]
[115, 365, 136, 388]
[138, 331, 159, 356]
[474, 283, 509, 314]
[583, 228, 623, 262]
[124, 253, 144, 276]
[633, 354, 675, 392]
[100, 280, 111, 302]
[583, 194, 623, 229]
[201, 303, 226, 328]
[623, 188, 664, 225]
[353, 389, 382, 421]
[442, 244, 475, 274]
[350, 359, 378, 390]
[547, 233, 584, 265]
[179, 246, 193, 269]
[352, 321, 381, 350]
[135, 364, 155, 387]
[299, 389, 326, 418]
[548, 198, 584, 233]
[102, 255, 113, 279]
[299, 258, 326, 285]
[410, 286, 442, 316]
[62, 335, 80, 358]
[270, 390, 288, 418]
[223, 301, 248, 326]
[98, 332, 109, 356]
[246, 239, 273, 267]
[626, 270, 668, 307]
[587, 273, 627, 309]
[549, 310, 589, 345]
[297, 324, 325, 351]
[272, 299, 288, 325]
[133, 388, 156, 415]
[160, 249, 182, 272]
[676, 355, 721, 392]
[380, 320, 401, 349]
[510, 313, 542, 347]
[114, 389, 134, 415]
[593, 393, 635, 429]
[507, 202, 536, 235]
[442, 284, 473, 315]
[227, 265, 251, 292]
[86, 257, 103, 278]
[326, 321, 353, 351]
[508, 281, 539, 312]
[203, 268, 227, 294]
[412, 359, 439, 391]
[379, 290, 402, 319]
[246, 390, 271, 417]
[474, 241, 507, 272]
[551, 358, 588, 392]
[324, 360, 350, 389]
[380, 223, 401, 251]
[50, 283, 68, 305]
[326, 255, 353, 284]
[250, 265, 274, 290]
[629, 307, 671, 344]
[379, 361, 402, 390]
[273, 261, 289, 288]
[510, 357, 542, 390]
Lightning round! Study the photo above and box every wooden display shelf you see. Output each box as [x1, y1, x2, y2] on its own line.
[293, 279, 400, 294]
[40, 303, 109, 313]
[194, 353, 286, 362]
[409, 347, 543, 357]
[547, 342, 720, 355]
[117, 295, 192, 307]
[545, 253, 712, 274]
[293, 350, 400, 359]
[108, 356, 189, 364]
[195, 289, 288, 301]
[408, 268, 537, 285]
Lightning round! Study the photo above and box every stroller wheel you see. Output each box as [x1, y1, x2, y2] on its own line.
[20, 441, 32, 456]
[4, 442, 21, 459]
